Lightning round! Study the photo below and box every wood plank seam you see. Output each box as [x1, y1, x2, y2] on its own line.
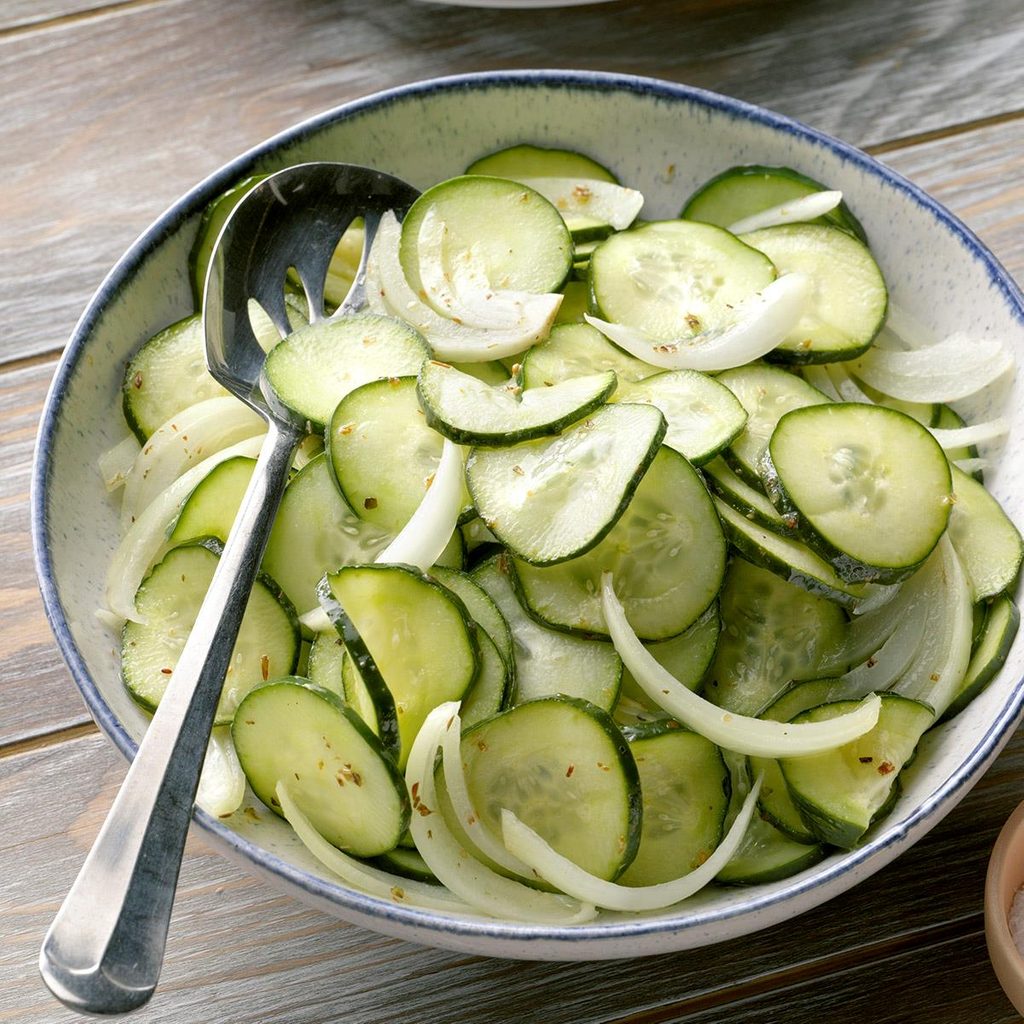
[0, 0, 169, 41]
[866, 108, 1024, 156]
[0, 721, 97, 761]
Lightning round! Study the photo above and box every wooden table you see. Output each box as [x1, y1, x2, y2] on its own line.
[3, 1, 1023, 1020]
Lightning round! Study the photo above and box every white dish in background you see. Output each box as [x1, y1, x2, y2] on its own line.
[32, 70, 1024, 960]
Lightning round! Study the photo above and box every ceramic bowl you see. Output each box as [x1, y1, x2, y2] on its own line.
[32, 70, 1024, 960]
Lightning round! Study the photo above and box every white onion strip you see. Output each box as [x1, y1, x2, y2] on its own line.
[584, 273, 810, 372]
[850, 333, 1014, 402]
[98, 434, 141, 492]
[439, 706, 534, 877]
[366, 212, 560, 362]
[601, 572, 880, 756]
[120, 396, 265, 528]
[801, 365, 842, 402]
[376, 439, 464, 572]
[405, 703, 597, 923]
[105, 434, 267, 622]
[930, 417, 1009, 451]
[276, 781, 470, 913]
[299, 606, 334, 633]
[195, 726, 246, 818]
[517, 177, 644, 231]
[501, 776, 762, 911]
[954, 457, 991, 475]
[727, 190, 843, 235]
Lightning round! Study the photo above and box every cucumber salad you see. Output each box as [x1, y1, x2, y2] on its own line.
[101, 145, 1022, 920]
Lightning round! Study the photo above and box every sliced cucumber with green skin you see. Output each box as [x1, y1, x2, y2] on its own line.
[703, 456, 798, 536]
[619, 601, 719, 710]
[467, 402, 666, 566]
[739, 224, 887, 364]
[318, 564, 479, 770]
[713, 496, 869, 609]
[512, 445, 726, 640]
[400, 176, 572, 307]
[715, 751, 825, 885]
[588, 220, 776, 342]
[681, 164, 867, 243]
[707, 557, 847, 717]
[122, 315, 227, 442]
[262, 453, 393, 615]
[466, 143, 618, 183]
[940, 594, 1020, 722]
[232, 678, 409, 857]
[122, 539, 300, 724]
[169, 455, 255, 544]
[763, 403, 953, 584]
[472, 553, 621, 711]
[417, 359, 617, 446]
[371, 846, 439, 884]
[460, 696, 641, 882]
[460, 629, 513, 728]
[716, 363, 831, 487]
[264, 313, 429, 430]
[306, 630, 346, 700]
[428, 565, 514, 670]
[947, 465, 1024, 602]
[617, 723, 729, 887]
[329, 376, 473, 534]
[521, 322, 654, 388]
[342, 652, 382, 738]
[554, 281, 589, 324]
[779, 693, 934, 849]
[189, 174, 267, 306]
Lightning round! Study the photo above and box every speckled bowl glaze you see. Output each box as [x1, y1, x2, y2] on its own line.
[32, 70, 1024, 960]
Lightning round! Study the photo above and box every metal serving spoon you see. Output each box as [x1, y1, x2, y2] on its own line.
[39, 162, 421, 1016]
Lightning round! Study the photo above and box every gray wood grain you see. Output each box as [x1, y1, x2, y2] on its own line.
[0, 1, 132, 33]
[3, 728, 1023, 1023]
[1, 0, 1022, 364]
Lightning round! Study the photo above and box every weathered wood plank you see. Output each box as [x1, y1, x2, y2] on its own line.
[2, 728, 1023, 1023]
[0, 1, 142, 33]
[1, 0, 1021, 363]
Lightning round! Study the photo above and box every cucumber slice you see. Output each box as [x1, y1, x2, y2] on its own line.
[940, 593, 1020, 721]
[947, 465, 1024, 601]
[716, 363, 831, 487]
[617, 723, 730, 887]
[329, 376, 473, 534]
[555, 281, 589, 324]
[740, 224, 887, 364]
[318, 564, 479, 769]
[400, 176, 572, 306]
[681, 164, 867, 242]
[417, 359, 616, 446]
[467, 144, 617, 184]
[472, 553, 621, 711]
[122, 539, 300, 724]
[589, 220, 776, 342]
[121, 315, 227, 442]
[428, 565, 514, 670]
[306, 630, 346, 700]
[713, 496, 869, 608]
[703, 456, 797, 536]
[460, 697, 641, 881]
[262, 453, 392, 614]
[169, 455, 256, 544]
[513, 445, 726, 640]
[264, 313, 429, 430]
[460, 629, 513, 728]
[466, 402, 666, 566]
[371, 846, 439, 884]
[232, 678, 409, 857]
[764, 403, 953, 583]
[779, 693, 934, 848]
[708, 557, 847, 716]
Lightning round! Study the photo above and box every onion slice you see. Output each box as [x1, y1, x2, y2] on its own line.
[601, 572, 881, 756]
[584, 273, 811, 372]
[376, 439, 464, 572]
[366, 212, 561, 362]
[517, 176, 644, 231]
[105, 434, 267, 622]
[98, 434, 141, 492]
[405, 703, 597, 923]
[195, 726, 246, 818]
[930, 417, 1009, 451]
[727, 191, 843, 235]
[275, 780, 470, 913]
[500, 776, 762, 911]
[850, 333, 1014, 402]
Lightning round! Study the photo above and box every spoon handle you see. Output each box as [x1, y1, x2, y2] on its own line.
[39, 418, 302, 1017]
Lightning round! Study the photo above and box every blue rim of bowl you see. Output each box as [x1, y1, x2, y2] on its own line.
[31, 69, 1024, 949]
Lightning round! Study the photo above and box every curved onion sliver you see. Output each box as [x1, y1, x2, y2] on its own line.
[728, 190, 843, 235]
[500, 776, 762, 911]
[930, 417, 1009, 451]
[601, 572, 881, 756]
[518, 177, 644, 231]
[195, 726, 246, 818]
[584, 273, 811, 372]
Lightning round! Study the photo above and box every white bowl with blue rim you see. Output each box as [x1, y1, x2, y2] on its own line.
[32, 69, 1024, 960]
